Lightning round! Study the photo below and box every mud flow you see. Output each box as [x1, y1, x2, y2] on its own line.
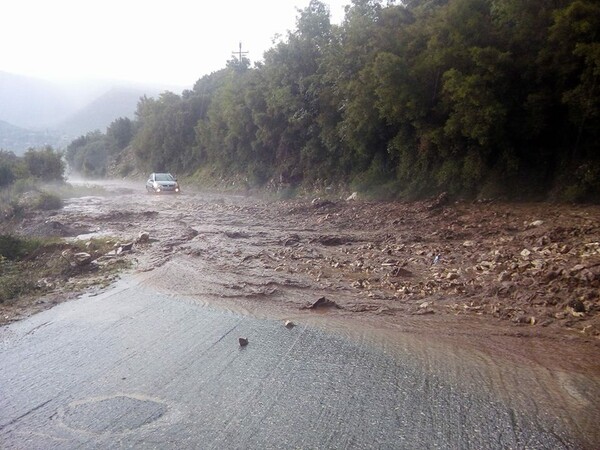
[6, 179, 600, 448]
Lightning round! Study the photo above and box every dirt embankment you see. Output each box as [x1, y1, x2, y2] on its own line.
[3, 185, 599, 353]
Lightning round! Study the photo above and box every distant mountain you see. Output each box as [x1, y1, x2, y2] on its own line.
[57, 87, 152, 136]
[0, 120, 65, 155]
[0, 72, 84, 129]
[0, 71, 186, 151]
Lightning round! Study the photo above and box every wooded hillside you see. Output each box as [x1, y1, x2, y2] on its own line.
[67, 0, 600, 201]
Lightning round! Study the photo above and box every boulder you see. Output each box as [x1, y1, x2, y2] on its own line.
[73, 252, 93, 266]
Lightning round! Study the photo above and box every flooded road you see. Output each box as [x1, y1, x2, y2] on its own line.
[0, 277, 592, 449]
[1, 180, 599, 448]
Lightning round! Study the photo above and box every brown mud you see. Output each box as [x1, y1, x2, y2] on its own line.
[3, 180, 600, 447]
[4, 182, 600, 355]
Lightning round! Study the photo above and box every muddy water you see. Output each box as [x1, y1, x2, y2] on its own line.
[57, 179, 599, 448]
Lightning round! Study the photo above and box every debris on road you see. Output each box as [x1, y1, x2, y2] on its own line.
[3, 182, 599, 340]
[302, 297, 342, 310]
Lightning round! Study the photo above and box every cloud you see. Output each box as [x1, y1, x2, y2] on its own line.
[1, 0, 349, 85]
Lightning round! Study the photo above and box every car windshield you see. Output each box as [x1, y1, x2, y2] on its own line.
[155, 173, 174, 181]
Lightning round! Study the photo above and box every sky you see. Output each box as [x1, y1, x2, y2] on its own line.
[0, 0, 351, 88]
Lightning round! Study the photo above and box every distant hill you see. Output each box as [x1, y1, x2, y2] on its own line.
[0, 120, 65, 155]
[0, 72, 83, 129]
[0, 71, 186, 151]
[57, 87, 152, 136]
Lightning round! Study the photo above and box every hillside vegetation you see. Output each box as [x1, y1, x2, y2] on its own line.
[67, 0, 599, 201]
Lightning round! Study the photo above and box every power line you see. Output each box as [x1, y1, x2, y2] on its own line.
[232, 42, 249, 62]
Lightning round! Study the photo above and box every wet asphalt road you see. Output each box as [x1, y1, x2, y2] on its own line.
[0, 277, 587, 449]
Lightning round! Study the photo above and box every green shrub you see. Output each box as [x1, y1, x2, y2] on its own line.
[0, 272, 36, 304]
[35, 192, 63, 210]
[0, 235, 41, 260]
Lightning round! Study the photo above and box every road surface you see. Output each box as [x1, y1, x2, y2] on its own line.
[1, 181, 599, 448]
[1, 274, 596, 449]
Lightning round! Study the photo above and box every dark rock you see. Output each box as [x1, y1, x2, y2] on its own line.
[427, 192, 449, 210]
[314, 236, 347, 246]
[302, 296, 341, 310]
[137, 232, 150, 243]
[568, 299, 586, 313]
[390, 267, 414, 277]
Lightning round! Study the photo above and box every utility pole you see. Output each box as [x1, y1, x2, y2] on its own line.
[232, 42, 249, 63]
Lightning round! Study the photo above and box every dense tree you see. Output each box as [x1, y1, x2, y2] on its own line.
[63, 0, 600, 201]
[23, 146, 65, 182]
[0, 151, 19, 187]
[133, 91, 208, 173]
[65, 131, 108, 177]
[106, 117, 134, 155]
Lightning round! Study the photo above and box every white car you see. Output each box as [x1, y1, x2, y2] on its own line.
[145, 173, 180, 194]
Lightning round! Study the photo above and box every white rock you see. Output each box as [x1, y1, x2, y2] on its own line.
[73, 252, 93, 266]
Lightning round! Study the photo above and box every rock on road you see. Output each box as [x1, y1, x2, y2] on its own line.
[1, 180, 599, 448]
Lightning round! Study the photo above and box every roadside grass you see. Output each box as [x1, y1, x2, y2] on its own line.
[0, 235, 129, 306]
[0, 180, 128, 323]
[0, 180, 108, 223]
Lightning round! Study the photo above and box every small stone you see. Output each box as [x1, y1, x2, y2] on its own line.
[568, 299, 586, 313]
[497, 271, 511, 282]
[238, 337, 249, 347]
[390, 267, 413, 277]
[520, 249, 531, 257]
[529, 220, 544, 228]
[446, 272, 459, 280]
[284, 320, 295, 328]
[346, 192, 358, 201]
[137, 232, 150, 243]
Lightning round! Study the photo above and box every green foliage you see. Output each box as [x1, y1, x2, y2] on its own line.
[0, 164, 15, 188]
[65, 131, 109, 177]
[106, 117, 134, 155]
[59, 0, 600, 202]
[0, 235, 40, 260]
[23, 146, 65, 182]
[35, 192, 63, 210]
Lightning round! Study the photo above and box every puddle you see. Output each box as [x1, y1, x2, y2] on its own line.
[61, 395, 167, 434]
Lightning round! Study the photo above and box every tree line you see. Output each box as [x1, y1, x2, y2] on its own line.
[66, 0, 600, 201]
[0, 147, 64, 188]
